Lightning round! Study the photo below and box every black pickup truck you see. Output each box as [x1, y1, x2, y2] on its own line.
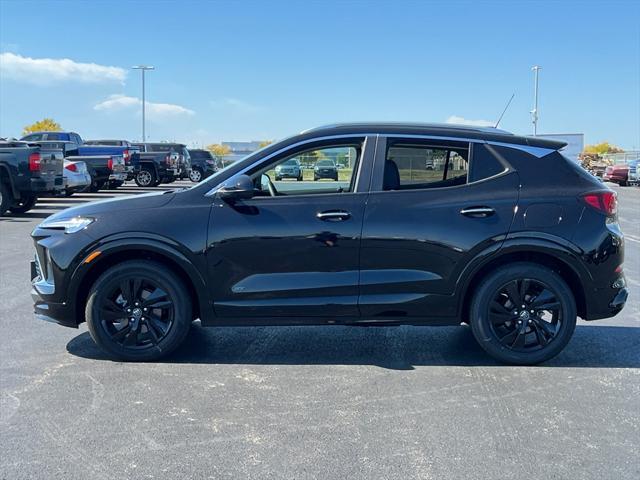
[0, 140, 64, 215]
[36, 141, 126, 192]
[130, 143, 179, 187]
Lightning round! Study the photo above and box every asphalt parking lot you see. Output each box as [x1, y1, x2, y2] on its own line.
[1, 181, 638, 479]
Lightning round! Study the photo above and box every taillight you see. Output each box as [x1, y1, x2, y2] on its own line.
[29, 152, 41, 171]
[65, 163, 78, 172]
[582, 191, 617, 216]
[107, 158, 114, 170]
[165, 154, 171, 165]
[123, 149, 130, 164]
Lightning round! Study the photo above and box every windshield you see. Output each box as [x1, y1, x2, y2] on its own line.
[283, 159, 298, 166]
[317, 160, 334, 166]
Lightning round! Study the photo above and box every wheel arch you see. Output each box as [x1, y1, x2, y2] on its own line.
[71, 240, 211, 326]
[0, 164, 18, 197]
[459, 243, 588, 322]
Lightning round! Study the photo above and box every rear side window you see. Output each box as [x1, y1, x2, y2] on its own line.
[384, 142, 469, 190]
[469, 144, 506, 182]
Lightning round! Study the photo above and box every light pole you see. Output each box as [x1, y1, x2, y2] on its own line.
[132, 65, 155, 142]
[531, 65, 541, 135]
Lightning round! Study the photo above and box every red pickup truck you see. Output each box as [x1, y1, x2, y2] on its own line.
[602, 164, 629, 186]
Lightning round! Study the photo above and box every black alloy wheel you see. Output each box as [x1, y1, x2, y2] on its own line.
[488, 278, 562, 352]
[86, 260, 192, 361]
[470, 263, 577, 365]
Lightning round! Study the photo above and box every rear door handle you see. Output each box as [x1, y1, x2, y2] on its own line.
[460, 207, 495, 218]
[317, 210, 351, 221]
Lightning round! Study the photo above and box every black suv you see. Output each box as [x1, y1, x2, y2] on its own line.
[188, 149, 219, 182]
[31, 123, 628, 364]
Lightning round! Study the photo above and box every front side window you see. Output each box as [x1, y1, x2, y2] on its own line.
[251, 143, 361, 197]
[384, 142, 469, 190]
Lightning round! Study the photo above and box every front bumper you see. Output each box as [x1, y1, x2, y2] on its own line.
[31, 260, 77, 328]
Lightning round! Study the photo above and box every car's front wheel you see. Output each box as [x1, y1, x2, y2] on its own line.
[470, 263, 577, 365]
[86, 260, 192, 361]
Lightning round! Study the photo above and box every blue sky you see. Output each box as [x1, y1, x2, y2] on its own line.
[1, 0, 639, 149]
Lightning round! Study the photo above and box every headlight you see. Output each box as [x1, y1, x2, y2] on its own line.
[39, 216, 94, 234]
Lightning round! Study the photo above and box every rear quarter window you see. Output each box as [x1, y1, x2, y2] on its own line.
[469, 144, 507, 182]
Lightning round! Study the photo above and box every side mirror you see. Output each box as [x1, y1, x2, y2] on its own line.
[218, 174, 255, 201]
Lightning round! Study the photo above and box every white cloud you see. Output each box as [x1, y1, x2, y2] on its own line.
[446, 115, 494, 127]
[0, 52, 126, 85]
[94, 94, 194, 119]
[210, 97, 262, 113]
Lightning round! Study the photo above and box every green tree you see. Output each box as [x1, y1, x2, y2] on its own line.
[22, 118, 62, 136]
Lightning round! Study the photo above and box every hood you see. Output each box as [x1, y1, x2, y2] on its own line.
[44, 190, 176, 223]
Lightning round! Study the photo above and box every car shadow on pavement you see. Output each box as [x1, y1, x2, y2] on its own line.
[66, 324, 640, 369]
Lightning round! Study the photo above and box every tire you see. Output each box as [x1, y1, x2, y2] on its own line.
[189, 168, 203, 183]
[64, 190, 74, 197]
[275, 176, 281, 182]
[297, 174, 303, 181]
[86, 260, 192, 361]
[89, 179, 105, 193]
[0, 182, 12, 216]
[8, 194, 37, 214]
[135, 167, 156, 187]
[469, 262, 577, 365]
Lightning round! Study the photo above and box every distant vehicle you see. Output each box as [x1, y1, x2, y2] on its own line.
[130, 143, 179, 187]
[314, 159, 338, 181]
[275, 158, 303, 181]
[84, 139, 138, 182]
[21, 133, 134, 188]
[0, 139, 64, 215]
[627, 160, 638, 186]
[142, 143, 191, 180]
[603, 164, 629, 186]
[63, 159, 91, 196]
[31, 122, 627, 365]
[187, 149, 218, 182]
[32, 141, 126, 192]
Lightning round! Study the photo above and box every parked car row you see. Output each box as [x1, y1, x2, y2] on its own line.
[1, 132, 223, 215]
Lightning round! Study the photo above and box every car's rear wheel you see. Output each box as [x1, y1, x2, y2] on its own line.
[89, 178, 104, 192]
[135, 168, 156, 187]
[470, 263, 577, 365]
[0, 182, 12, 216]
[189, 168, 202, 183]
[86, 260, 192, 361]
[8, 194, 37, 214]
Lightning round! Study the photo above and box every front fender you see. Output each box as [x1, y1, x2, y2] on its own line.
[68, 233, 212, 324]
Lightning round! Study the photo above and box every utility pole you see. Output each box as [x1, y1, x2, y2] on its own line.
[132, 65, 155, 142]
[531, 65, 541, 135]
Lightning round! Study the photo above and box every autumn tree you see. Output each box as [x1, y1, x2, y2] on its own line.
[580, 142, 624, 169]
[206, 143, 231, 159]
[22, 118, 62, 136]
[583, 142, 623, 156]
[258, 140, 273, 148]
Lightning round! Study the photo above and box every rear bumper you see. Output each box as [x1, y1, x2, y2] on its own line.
[584, 285, 629, 320]
[30, 176, 64, 193]
[109, 172, 127, 181]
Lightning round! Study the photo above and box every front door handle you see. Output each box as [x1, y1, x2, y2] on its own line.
[317, 210, 351, 221]
[460, 206, 495, 218]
